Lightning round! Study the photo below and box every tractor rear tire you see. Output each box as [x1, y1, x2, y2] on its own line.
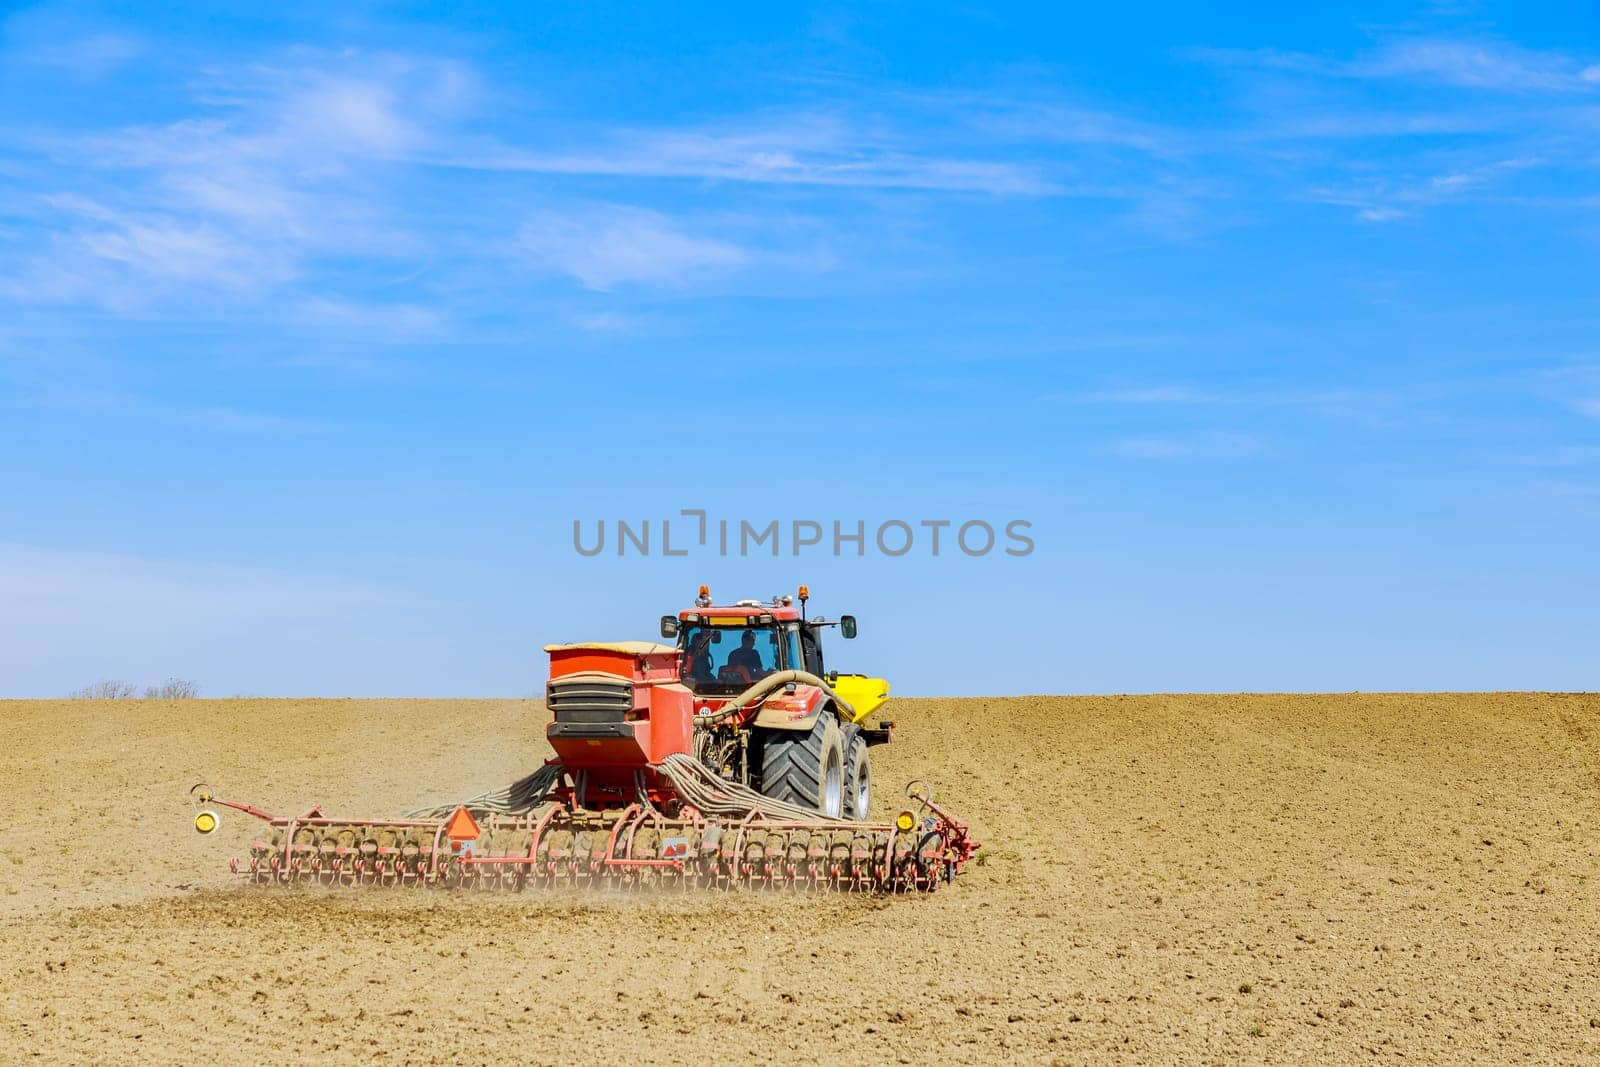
[843, 727, 871, 821]
[757, 711, 845, 818]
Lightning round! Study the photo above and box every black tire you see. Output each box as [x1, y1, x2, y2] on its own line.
[843, 726, 870, 821]
[757, 710, 845, 817]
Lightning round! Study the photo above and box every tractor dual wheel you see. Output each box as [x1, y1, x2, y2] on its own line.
[756, 710, 846, 819]
[844, 727, 871, 821]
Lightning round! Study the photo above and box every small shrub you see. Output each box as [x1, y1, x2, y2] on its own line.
[67, 680, 138, 699]
[68, 678, 199, 699]
[144, 678, 199, 700]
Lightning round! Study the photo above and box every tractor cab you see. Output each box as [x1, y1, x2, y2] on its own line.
[660, 585, 856, 696]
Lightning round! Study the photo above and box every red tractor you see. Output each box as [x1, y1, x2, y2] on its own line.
[546, 584, 893, 820]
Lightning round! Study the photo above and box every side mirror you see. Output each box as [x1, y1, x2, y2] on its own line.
[840, 614, 857, 639]
[659, 615, 679, 639]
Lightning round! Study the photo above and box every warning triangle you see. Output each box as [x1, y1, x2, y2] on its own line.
[444, 806, 481, 840]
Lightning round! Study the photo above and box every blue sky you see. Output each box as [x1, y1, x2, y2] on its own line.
[1, 2, 1597, 696]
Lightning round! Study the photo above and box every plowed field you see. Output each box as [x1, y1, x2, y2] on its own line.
[3, 693, 1598, 1063]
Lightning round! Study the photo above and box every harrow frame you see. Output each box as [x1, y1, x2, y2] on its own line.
[191, 776, 977, 894]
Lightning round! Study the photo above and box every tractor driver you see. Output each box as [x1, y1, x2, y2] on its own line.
[727, 629, 766, 680]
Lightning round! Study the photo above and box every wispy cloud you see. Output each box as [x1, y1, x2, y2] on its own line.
[570, 310, 662, 336]
[3, 28, 1596, 331]
[294, 297, 442, 338]
[2, 50, 1069, 324]
[1360, 38, 1599, 93]
[518, 205, 750, 290]
[964, 101, 1181, 155]
[1187, 34, 1600, 223]
[1194, 37, 1600, 94]
[1, 6, 144, 81]
[1309, 155, 1546, 221]
[1104, 431, 1262, 461]
[1532, 362, 1600, 424]
[3, 51, 467, 312]
[24, 31, 143, 79]
[446, 117, 1057, 195]
[1075, 383, 1383, 414]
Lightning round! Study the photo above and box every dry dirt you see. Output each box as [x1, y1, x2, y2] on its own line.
[2, 692, 1599, 1064]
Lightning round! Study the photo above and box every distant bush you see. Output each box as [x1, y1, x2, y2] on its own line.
[68, 678, 200, 699]
[68, 679, 139, 699]
[144, 678, 199, 700]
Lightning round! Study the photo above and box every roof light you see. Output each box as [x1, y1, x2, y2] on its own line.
[798, 585, 809, 601]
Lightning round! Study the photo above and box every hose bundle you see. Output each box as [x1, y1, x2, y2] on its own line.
[655, 752, 855, 824]
[405, 762, 564, 819]
[407, 755, 852, 825]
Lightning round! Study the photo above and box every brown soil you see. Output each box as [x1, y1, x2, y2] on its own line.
[3, 693, 1598, 1064]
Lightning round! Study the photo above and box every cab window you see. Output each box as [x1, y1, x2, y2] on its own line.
[680, 625, 781, 687]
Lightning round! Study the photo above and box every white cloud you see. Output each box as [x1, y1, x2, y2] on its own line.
[13, 52, 1059, 321]
[0, 5, 144, 81]
[1194, 37, 1600, 94]
[1250, 110, 1507, 141]
[446, 117, 1056, 195]
[294, 297, 442, 337]
[571, 311, 657, 335]
[79, 218, 269, 287]
[29, 31, 143, 79]
[167, 171, 301, 227]
[278, 76, 418, 153]
[1080, 384, 1376, 411]
[5, 30, 1594, 330]
[519, 206, 749, 290]
[1311, 156, 1545, 222]
[961, 100, 1182, 155]
[1104, 432, 1262, 461]
[1362, 39, 1593, 92]
[5, 52, 468, 314]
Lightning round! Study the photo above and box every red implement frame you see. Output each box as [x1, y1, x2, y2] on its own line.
[196, 780, 977, 894]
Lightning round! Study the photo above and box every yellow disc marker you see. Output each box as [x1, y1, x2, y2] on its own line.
[895, 811, 916, 832]
[193, 809, 219, 835]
